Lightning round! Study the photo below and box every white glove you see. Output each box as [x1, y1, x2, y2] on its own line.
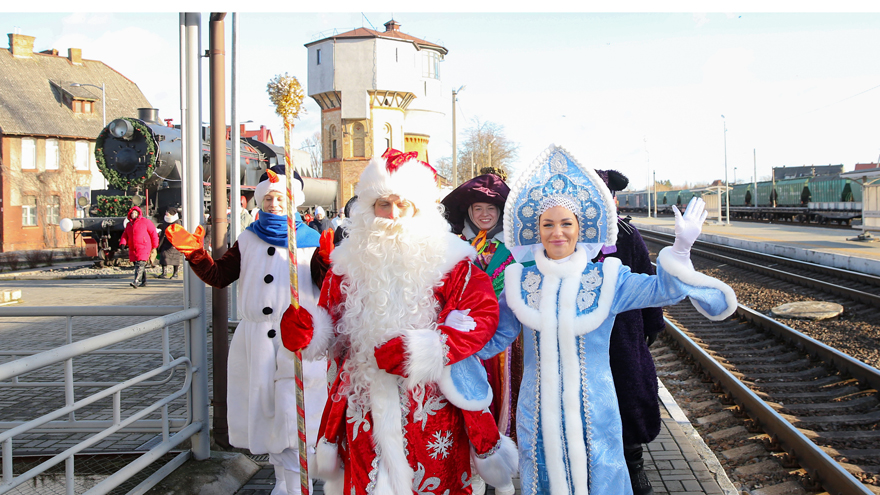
[443, 309, 476, 332]
[671, 197, 708, 261]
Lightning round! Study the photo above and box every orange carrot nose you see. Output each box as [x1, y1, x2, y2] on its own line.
[267, 170, 280, 183]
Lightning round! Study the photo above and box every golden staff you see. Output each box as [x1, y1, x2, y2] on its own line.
[285, 154, 309, 494]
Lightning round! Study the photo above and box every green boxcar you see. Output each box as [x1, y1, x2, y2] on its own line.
[809, 175, 863, 202]
[678, 189, 701, 204]
[728, 183, 752, 206]
[774, 177, 811, 206]
[756, 181, 775, 206]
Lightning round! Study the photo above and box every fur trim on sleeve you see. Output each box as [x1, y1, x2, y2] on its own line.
[473, 436, 518, 490]
[301, 301, 335, 361]
[403, 328, 446, 389]
[311, 437, 343, 482]
[657, 247, 738, 320]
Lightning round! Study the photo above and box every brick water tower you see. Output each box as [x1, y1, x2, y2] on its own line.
[305, 19, 448, 207]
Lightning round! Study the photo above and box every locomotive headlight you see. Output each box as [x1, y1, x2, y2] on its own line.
[108, 119, 135, 140]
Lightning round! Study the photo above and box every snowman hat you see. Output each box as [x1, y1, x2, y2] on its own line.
[255, 165, 305, 209]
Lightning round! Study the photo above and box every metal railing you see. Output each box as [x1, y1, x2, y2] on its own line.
[0, 306, 206, 495]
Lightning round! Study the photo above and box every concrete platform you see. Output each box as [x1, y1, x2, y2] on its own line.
[630, 215, 880, 276]
[234, 380, 736, 495]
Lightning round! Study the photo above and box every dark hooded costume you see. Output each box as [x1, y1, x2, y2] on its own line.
[593, 169, 666, 495]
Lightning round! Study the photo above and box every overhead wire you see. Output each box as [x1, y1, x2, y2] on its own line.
[803, 82, 880, 115]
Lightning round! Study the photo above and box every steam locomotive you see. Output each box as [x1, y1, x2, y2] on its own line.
[61, 108, 337, 264]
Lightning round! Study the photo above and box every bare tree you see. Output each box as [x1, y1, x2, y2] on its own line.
[300, 130, 322, 177]
[454, 118, 518, 185]
[433, 156, 452, 182]
[266, 73, 306, 169]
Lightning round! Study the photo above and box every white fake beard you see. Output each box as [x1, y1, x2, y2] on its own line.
[333, 206, 451, 410]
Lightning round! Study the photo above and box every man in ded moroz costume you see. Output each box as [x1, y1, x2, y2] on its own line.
[166, 165, 326, 495]
[478, 145, 738, 495]
[281, 149, 518, 495]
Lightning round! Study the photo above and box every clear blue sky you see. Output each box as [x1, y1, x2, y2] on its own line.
[5, 8, 880, 190]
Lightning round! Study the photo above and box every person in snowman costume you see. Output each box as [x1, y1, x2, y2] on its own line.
[166, 165, 327, 495]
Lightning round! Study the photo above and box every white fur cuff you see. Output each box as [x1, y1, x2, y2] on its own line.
[302, 303, 334, 361]
[473, 436, 518, 489]
[403, 328, 447, 388]
[312, 438, 342, 482]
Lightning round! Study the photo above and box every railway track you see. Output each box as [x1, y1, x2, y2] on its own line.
[657, 301, 880, 494]
[639, 229, 880, 307]
[638, 228, 880, 493]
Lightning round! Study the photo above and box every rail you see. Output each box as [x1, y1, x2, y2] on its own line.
[0, 306, 205, 495]
[640, 230, 880, 305]
[663, 306, 877, 495]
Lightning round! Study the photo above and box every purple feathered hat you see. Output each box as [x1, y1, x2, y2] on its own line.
[441, 174, 510, 235]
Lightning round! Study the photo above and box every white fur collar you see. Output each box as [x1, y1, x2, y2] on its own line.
[504, 247, 622, 337]
[438, 232, 477, 274]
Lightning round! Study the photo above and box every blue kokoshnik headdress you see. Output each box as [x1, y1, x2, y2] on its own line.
[504, 144, 618, 262]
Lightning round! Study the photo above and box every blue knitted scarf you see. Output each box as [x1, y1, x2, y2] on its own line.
[246, 211, 320, 249]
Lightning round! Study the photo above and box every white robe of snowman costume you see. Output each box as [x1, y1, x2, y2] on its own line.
[185, 168, 327, 495]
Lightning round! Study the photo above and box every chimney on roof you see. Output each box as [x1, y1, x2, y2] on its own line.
[68, 48, 82, 65]
[8, 33, 35, 58]
[384, 20, 401, 32]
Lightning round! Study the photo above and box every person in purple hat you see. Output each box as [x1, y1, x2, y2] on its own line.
[442, 173, 521, 495]
[593, 169, 666, 495]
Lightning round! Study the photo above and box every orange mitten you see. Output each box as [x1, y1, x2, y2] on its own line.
[165, 224, 205, 257]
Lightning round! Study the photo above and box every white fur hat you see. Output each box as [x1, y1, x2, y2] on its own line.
[315, 206, 326, 216]
[255, 165, 305, 210]
[355, 149, 439, 213]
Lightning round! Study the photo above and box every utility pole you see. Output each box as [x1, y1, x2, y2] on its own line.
[451, 86, 464, 187]
[753, 149, 757, 208]
[653, 169, 657, 217]
[722, 115, 730, 225]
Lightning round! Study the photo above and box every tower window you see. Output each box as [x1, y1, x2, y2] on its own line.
[317, 49, 321, 65]
[422, 51, 440, 79]
[331, 139, 337, 159]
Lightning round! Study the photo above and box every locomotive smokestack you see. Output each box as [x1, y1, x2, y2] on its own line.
[138, 108, 161, 124]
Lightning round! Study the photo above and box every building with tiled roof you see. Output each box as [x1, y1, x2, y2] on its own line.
[0, 33, 152, 252]
[305, 19, 448, 208]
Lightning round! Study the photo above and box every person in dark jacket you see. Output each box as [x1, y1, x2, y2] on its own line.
[157, 206, 183, 278]
[119, 205, 159, 288]
[593, 169, 666, 495]
[308, 206, 333, 233]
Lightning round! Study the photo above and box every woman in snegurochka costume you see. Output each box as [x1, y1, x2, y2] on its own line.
[165, 165, 327, 495]
[479, 145, 738, 495]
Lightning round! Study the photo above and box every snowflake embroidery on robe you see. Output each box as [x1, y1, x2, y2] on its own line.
[413, 394, 447, 431]
[413, 462, 451, 495]
[346, 401, 370, 441]
[577, 267, 603, 311]
[427, 430, 454, 459]
[524, 271, 542, 309]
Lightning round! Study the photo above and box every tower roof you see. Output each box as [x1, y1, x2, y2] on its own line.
[305, 20, 448, 55]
